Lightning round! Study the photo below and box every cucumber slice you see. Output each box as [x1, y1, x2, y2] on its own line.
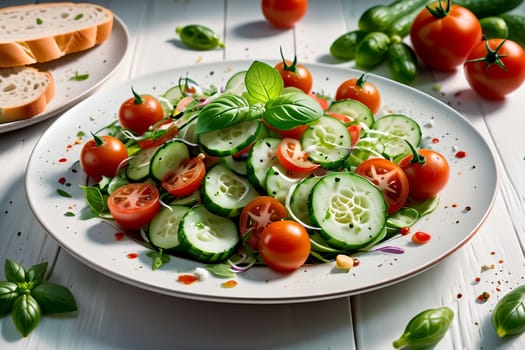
[309, 172, 387, 251]
[224, 70, 247, 95]
[161, 85, 185, 105]
[264, 164, 301, 204]
[201, 163, 259, 217]
[301, 116, 351, 169]
[126, 146, 160, 182]
[149, 140, 190, 183]
[327, 99, 374, 127]
[148, 205, 189, 250]
[246, 137, 281, 193]
[178, 205, 240, 263]
[221, 155, 248, 176]
[168, 191, 201, 206]
[289, 176, 322, 226]
[372, 114, 421, 161]
[198, 120, 262, 156]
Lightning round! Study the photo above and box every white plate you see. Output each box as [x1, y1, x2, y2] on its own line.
[26, 61, 497, 304]
[0, 16, 129, 134]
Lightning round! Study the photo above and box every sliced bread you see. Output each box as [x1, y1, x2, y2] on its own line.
[0, 2, 114, 67]
[0, 67, 55, 124]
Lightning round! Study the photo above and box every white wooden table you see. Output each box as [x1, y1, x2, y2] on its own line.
[2, 0, 525, 349]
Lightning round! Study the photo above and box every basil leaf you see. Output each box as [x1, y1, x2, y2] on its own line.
[12, 294, 41, 337]
[264, 91, 323, 130]
[0, 281, 19, 315]
[492, 285, 525, 337]
[5, 259, 26, 283]
[25, 262, 48, 283]
[146, 250, 170, 271]
[205, 263, 236, 278]
[244, 61, 283, 103]
[80, 185, 108, 215]
[31, 282, 78, 314]
[195, 93, 251, 134]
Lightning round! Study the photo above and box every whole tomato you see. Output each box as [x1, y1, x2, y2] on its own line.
[119, 87, 164, 135]
[335, 73, 381, 114]
[274, 50, 313, 94]
[399, 147, 450, 202]
[262, 0, 307, 29]
[80, 134, 128, 181]
[464, 39, 525, 100]
[410, 0, 482, 71]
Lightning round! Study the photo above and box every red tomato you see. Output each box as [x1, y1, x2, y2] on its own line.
[107, 183, 161, 230]
[138, 120, 179, 149]
[261, 0, 307, 29]
[80, 134, 128, 182]
[276, 138, 319, 173]
[355, 158, 409, 215]
[335, 73, 381, 114]
[258, 220, 311, 273]
[410, 1, 482, 71]
[399, 148, 450, 202]
[118, 88, 164, 135]
[274, 55, 313, 94]
[238, 196, 288, 249]
[464, 39, 525, 100]
[310, 92, 329, 110]
[161, 154, 206, 197]
[262, 119, 307, 139]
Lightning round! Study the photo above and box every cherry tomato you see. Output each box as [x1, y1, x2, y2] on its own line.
[274, 51, 313, 94]
[262, 120, 307, 140]
[261, 0, 307, 29]
[310, 91, 329, 110]
[399, 148, 450, 202]
[464, 39, 525, 100]
[118, 88, 164, 135]
[161, 154, 206, 197]
[80, 134, 128, 182]
[107, 183, 161, 230]
[335, 73, 381, 114]
[276, 137, 319, 173]
[355, 158, 409, 215]
[258, 220, 311, 273]
[137, 120, 179, 149]
[410, 0, 482, 71]
[238, 196, 288, 249]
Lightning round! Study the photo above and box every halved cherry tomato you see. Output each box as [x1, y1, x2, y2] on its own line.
[274, 50, 313, 94]
[161, 154, 206, 197]
[335, 73, 381, 114]
[276, 138, 319, 173]
[238, 196, 288, 249]
[325, 112, 361, 146]
[119, 88, 164, 135]
[258, 220, 311, 273]
[399, 148, 450, 202]
[261, 0, 307, 29]
[310, 91, 329, 110]
[80, 134, 128, 182]
[354, 158, 409, 215]
[107, 183, 160, 230]
[263, 119, 308, 139]
[137, 120, 179, 149]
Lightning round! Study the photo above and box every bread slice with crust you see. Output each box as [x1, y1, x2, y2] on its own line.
[0, 2, 114, 67]
[0, 67, 55, 124]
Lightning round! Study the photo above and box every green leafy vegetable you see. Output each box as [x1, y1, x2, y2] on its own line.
[244, 61, 283, 103]
[393, 306, 454, 349]
[264, 90, 322, 130]
[492, 285, 525, 337]
[80, 185, 108, 215]
[146, 250, 170, 271]
[70, 71, 89, 81]
[205, 263, 236, 278]
[1, 259, 77, 337]
[195, 93, 252, 134]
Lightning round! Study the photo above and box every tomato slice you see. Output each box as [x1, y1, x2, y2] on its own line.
[161, 154, 206, 197]
[107, 183, 161, 230]
[354, 158, 409, 215]
[238, 196, 288, 250]
[276, 138, 319, 173]
[138, 120, 179, 148]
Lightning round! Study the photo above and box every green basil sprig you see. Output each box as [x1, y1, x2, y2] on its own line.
[0, 260, 77, 337]
[392, 306, 454, 349]
[195, 61, 322, 134]
[492, 284, 525, 337]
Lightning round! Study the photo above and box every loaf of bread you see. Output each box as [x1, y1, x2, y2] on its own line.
[0, 67, 55, 124]
[0, 2, 114, 67]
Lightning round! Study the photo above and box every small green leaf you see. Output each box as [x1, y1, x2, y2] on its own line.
[25, 262, 48, 283]
[244, 61, 283, 103]
[5, 259, 26, 283]
[146, 250, 170, 271]
[31, 282, 78, 314]
[205, 263, 236, 278]
[195, 93, 252, 134]
[36, 18, 43, 25]
[56, 189, 72, 198]
[80, 185, 108, 215]
[12, 294, 41, 337]
[264, 91, 322, 130]
[0, 281, 19, 315]
[492, 285, 525, 337]
[70, 71, 89, 81]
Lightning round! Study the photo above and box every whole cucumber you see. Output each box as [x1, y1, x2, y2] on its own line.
[358, 5, 394, 32]
[355, 32, 391, 69]
[385, 0, 433, 38]
[453, 0, 523, 18]
[499, 14, 525, 49]
[329, 30, 368, 61]
[386, 38, 418, 84]
[479, 17, 509, 40]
